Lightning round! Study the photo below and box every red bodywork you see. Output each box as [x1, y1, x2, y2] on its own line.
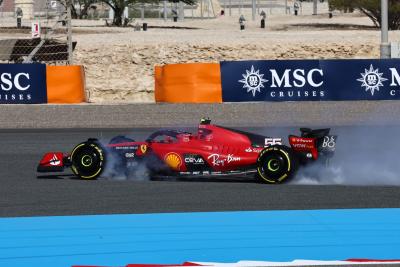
[289, 136, 319, 159]
[145, 124, 262, 173]
[39, 152, 64, 167]
[38, 122, 324, 176]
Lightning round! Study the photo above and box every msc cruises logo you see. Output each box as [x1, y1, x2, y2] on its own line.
[238, 65, 268, 97]
[357, 64, 388, 96]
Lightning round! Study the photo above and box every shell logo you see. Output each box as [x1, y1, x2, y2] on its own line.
[164, 152, 182, 170]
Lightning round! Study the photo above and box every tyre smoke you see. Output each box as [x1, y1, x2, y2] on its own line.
[291, 126, 400, 186]
[98, 139, 153, 181]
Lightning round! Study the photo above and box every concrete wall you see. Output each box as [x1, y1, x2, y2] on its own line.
[1, 0, 15, 13]
[1, 101, 400, 129]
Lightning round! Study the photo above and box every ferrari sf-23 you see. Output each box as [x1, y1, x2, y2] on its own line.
[37, 119, 337, 184]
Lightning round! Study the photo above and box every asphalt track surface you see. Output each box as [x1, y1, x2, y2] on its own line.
[1, 126, 400, 217]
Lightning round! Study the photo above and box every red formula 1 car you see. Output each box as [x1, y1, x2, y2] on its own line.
[37, 118, 337, 184]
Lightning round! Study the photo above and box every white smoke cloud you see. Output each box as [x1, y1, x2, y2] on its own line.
[290, 126, 400, 186]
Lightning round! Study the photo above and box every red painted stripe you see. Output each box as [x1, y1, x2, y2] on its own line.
[346, 259, 400, 262]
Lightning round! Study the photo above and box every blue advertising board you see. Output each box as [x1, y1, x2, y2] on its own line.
[220, 59, 400, 102]
[0, 64, 47, 104]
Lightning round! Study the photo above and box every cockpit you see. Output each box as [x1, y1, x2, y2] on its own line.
[198, 128, 213, 140]
[145, 127, 214, 143]
[145, 130, 182, 143]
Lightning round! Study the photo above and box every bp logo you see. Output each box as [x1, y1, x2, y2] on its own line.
[357, 64, 388, 96]
[238, 65, 268, 97]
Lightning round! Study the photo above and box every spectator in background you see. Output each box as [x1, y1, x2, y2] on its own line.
[239, 14, 246, 30]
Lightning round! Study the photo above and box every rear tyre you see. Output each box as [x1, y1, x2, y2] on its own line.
[70, 140, 105, 180]
[256, 145, 297, 184]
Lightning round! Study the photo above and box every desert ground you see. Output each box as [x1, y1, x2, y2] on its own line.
[1, 3, 399, 102]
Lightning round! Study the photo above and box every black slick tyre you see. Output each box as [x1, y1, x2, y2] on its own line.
[70, 141, 105, 180]
[256, 145, 297, 184]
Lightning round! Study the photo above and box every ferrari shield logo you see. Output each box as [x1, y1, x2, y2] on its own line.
[140, 144, 147, 154]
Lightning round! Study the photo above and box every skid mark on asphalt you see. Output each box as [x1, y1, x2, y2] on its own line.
[0, 209, 400, 267]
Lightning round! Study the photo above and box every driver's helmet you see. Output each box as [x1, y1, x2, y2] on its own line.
[200, 117, 211, 125]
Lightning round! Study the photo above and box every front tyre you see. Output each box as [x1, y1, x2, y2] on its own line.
[256, 145, 297, 184]
[70, 141, 105, 180]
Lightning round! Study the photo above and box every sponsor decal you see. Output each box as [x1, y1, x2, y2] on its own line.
[185, 154, 208, 171]
[320, 135, 337, 152]
[290, 137, 313, 143]
[207, 154, 241, 166]
[222, 59, 400, 101]
[0, 64, 47, 104]
[322, 136, 336, 148]
[227, 154, 240, 163]
[0, 73, 32, 102]
[238, 65, 268, 97]
[265, 138, 282, 147]
[291, 143, 307, 149]
[164, 152, 182, 170]
[49, 154, 61, 166]
[289, 137, 320, 158]
[238, 65, 324, 99]
[184, 154, 204, 165]
[116, 146, 138, 150]
[357, 64, 388, 96]
[238, 65, 323, 98]
[140, 144, 147, 154]
[245, 147, 263, 153]
[290, 137, 314, 149]
[208, 154, 225, 166]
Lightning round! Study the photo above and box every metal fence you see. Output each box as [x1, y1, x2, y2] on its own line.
[0, 0, 329, 65]
[0, 0, 73, 65]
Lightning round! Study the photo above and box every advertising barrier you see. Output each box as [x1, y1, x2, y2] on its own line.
[155, 63, 222, 103]
[221, 59, 400, 102]
[0, 64, 86, 104]
[0, 64, 47, 104]
[46, 65, 86, 104]
[155, 59, 400, 103]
